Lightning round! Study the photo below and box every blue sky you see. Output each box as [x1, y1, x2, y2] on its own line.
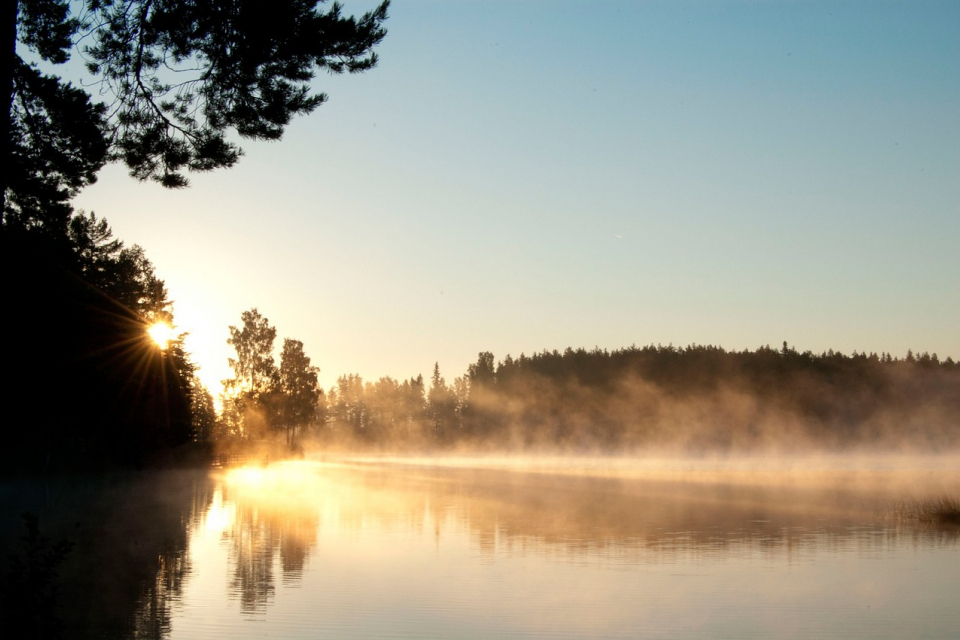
[73, 0, 960, 392]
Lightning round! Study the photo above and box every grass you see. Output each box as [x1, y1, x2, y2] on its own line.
[893, 496, 960, 526]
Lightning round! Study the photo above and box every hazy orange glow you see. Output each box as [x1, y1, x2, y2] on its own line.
[148, 321, 175, 349]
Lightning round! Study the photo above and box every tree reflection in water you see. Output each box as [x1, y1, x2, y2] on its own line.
[0, 470, 212, 640]
[5, 458, 956, 639]
[211, 457, 960, 574]
[217, 467, 320, 612]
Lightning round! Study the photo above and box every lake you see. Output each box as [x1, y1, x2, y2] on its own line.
[2, 455, 958, 638]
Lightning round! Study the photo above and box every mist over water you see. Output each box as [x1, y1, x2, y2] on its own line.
[312, 347, 960, 456]
[4, 454, 956, 639]
[5, 0, 957, 637]
[180, 455, 960, 639]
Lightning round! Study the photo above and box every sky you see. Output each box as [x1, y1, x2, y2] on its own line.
[71, 0, 960, 394]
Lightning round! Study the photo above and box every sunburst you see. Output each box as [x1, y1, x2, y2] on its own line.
[148, 321, 176, 350]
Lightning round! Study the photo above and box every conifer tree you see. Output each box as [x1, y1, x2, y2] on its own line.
[4, 0, 390, 220]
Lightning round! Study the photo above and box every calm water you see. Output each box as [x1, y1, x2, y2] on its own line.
[2, 456, 958, 639]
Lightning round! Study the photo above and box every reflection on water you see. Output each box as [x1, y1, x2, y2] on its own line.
[218, 468, 320, 612]
[0, 470, 211, 640]
[174, 456, 959, 639]
[2, 457, 958, 638]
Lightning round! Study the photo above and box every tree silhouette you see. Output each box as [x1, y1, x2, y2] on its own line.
[5, 58, 108, 231]
[69, 211, 170, 319]
[223, 308, 279, 439]
[278, 338, 320, 448]
[2, 1, 390, 469]
[4, 0, 390, 219]
[428, 362, 456, 442]
[1, 210, 199, 469]
[333, 373, 367, 438]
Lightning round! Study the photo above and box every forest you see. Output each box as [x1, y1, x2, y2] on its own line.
[214, 316, 960, 455]
[2, 210, 212, 472]
[302, 343, 960, 453]
[4, 0, 958, 473]
[2, 0, 387, 474]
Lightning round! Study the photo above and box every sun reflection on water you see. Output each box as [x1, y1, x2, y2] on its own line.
[169, 457, 960, 639]
[202, 489, 234, 536]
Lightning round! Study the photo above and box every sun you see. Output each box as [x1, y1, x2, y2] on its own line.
[148, 321, 176, 350]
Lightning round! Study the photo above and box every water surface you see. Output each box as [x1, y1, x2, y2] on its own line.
[2, 456, 958, 638]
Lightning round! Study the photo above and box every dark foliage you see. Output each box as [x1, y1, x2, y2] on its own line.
[315, 344, 960, 453]
[6, 59, 108, 232]
[85, 0, 389, 187]
[4, 0, 389, 207]
[453, 344, 960, 451]
[1, 214, 197, 472]
[2, 0, 388, 471]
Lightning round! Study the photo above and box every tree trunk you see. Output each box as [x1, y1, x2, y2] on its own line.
[1, 0, 18, 216]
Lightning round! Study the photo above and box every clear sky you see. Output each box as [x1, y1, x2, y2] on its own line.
[72, 0, 960, 394]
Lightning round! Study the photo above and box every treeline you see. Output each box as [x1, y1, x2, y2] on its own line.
[303, 344, 960, 452]
[322, 364, 467, 446]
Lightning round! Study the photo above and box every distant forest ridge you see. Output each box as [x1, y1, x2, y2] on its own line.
[315, 342, 960, 453]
